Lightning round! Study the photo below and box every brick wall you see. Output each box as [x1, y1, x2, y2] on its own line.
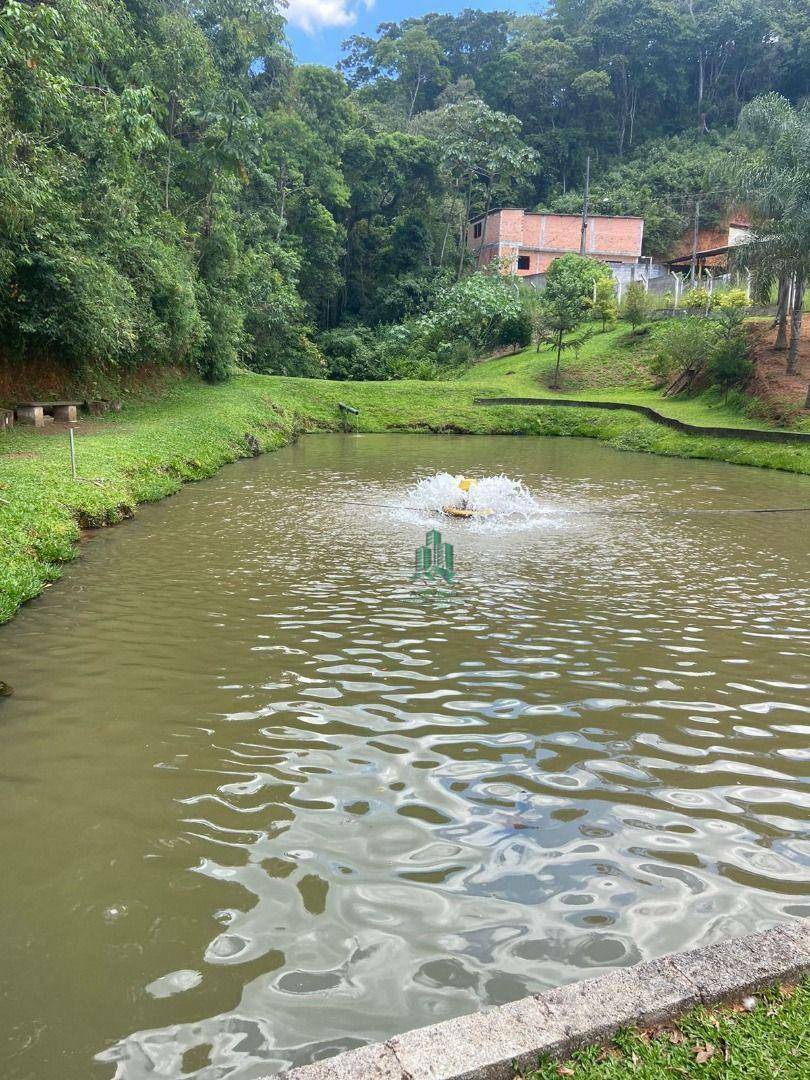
[469, 209, 644, 275]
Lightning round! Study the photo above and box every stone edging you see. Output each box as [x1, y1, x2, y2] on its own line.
[277, 920, 809, 1080]
[474, 396, 810, 445]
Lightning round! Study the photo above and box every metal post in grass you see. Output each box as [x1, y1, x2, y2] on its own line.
[338, 401, 359, 435]
[69, 428, 77, 480]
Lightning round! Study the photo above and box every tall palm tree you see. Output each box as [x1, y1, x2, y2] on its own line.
[727, 94, 810, 376]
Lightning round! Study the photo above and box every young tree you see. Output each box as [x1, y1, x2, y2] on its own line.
[545, 253, 613, 303]
[621, 282, 654, 331]
[539, 264, 590, 387]
[592, 276, 618, 330]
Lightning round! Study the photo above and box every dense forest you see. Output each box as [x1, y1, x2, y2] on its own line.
[1, 0, 808, 382]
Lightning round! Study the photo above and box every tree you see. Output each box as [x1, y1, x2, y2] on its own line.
[545, 253, 613, 301]
[376, 27, 446, 120]
[538, 262, 591, 387]
[728, 94, 810, 375]
[592, 276, 618, 330]
[415, 99, 537, 276]
[621, 282, 654, 330]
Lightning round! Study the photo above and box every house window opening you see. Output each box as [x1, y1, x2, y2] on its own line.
[517, 255, 530, 270]
[473, 221, 483, 239]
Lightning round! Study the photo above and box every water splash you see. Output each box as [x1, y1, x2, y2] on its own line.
[402, 472, 541, 529]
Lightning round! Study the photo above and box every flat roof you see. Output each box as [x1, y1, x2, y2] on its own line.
[470, 208, 644, 224]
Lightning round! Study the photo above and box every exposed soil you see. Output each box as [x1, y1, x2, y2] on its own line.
[748, 322, 810, 412]
[0, 354, 190, 407]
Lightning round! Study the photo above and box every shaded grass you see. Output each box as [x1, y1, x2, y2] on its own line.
[2, 364, 810, 625]
[521, 978, 809, 1080]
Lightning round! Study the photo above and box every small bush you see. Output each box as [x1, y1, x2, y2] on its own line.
[621, 282, 654, 330]
[681, 286, 712, 313]
[649, 316, 716, 382]
[708, 334, 753, 400]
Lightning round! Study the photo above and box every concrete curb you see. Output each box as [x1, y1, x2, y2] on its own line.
[277, 921, 809, 1080]
[473, 396, 810, 445]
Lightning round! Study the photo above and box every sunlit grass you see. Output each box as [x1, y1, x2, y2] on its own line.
[522, 979, 809, 1080]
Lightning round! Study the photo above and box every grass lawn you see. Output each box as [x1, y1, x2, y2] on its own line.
[2, 338, 810, 625]
[521, 978, 809, 1080]
[464, 321, 810, 433]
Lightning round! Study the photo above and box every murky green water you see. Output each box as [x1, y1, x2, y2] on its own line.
[1, 434, 809, 1079]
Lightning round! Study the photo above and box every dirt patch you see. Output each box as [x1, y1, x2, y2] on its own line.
[748, 323, 810, 413]
[0, 354, 191, 407]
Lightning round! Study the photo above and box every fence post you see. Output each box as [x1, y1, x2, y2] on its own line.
[69, 428, 77, 480]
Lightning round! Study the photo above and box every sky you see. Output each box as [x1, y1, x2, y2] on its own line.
[284, 1, 536, 68]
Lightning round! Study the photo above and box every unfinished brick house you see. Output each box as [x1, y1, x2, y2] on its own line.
[467, 208, 645, 276]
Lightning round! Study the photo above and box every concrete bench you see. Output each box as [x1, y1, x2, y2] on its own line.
[1, 408, 13, 430]
[15, 401, 82, 426]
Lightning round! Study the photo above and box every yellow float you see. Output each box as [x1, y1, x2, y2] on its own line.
[443, 477, 493, 519]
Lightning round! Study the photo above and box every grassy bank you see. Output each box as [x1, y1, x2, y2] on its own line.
[522, 978, 809, 1079]
[463, 322, 810, 432]
[2, 359, 810, 625]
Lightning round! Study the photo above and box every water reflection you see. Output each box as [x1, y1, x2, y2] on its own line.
[0, 435, 808, 1079]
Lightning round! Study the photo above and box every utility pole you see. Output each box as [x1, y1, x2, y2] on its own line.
[689, 198, 701, 284]
[579, 155, 590, 256]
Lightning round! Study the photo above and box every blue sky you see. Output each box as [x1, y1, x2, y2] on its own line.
[284, 1, 536, 68]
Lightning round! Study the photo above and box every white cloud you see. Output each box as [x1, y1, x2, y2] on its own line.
[285, 0, 374, 34]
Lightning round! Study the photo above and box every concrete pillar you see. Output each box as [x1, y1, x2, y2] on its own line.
[16, 405, 44, 427]
[53, 404, 78, 422]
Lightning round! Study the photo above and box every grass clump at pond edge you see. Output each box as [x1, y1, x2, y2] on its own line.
[520, 978, 809, 1080]
[2, 368, 810, 625]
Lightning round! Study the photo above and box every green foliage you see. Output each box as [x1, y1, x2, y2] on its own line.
[621, 282, 654, 330]
[682, 287, 713, 312]
[708, 334, 753, 398]
[319, 326, 386, 380]
[0, 0, 807, 387]
[592, 276, 619, 330]
[546, 254, 613, 302]
[539, 259, 593, 385]
[649, 316, 716, 382]
[414, 271, 525, 356]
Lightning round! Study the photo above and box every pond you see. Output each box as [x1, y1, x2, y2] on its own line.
[1, 434, 809, 1079]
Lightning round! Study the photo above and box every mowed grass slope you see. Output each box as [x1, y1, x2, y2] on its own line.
[464, 320, 810, 432]
[2, 335, 810, 624]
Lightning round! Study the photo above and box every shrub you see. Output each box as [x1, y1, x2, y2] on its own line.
[621, 281, 654, 330]
[592, 276, 618, 330]
[495, 305, 533, 351]
[681, 286, 712, 313]
[708, 334, 752, 400]
[319, 327, 387, 381]
[649, 316, 716, 382]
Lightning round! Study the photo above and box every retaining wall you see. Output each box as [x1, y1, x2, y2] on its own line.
[277, 921, 809, 1080]
[474, 396, 810, 445]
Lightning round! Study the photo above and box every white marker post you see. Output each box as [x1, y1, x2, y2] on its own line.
[69, 428, 77, 480]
